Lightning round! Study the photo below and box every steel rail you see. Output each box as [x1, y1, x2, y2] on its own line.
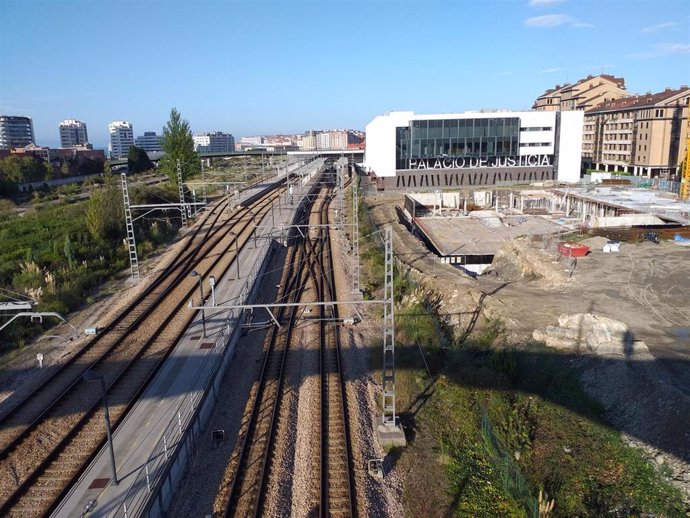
[0, 182, 286, 516]
[0, 178, 287, 438]
[219, 176, 324, 518]
[0, 186, 283, 461]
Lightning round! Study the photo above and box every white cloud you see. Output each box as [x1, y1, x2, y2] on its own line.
[640, 21, 678, 34]
[524, 14, 593, 28]
[627, 42, 690, 59]
[539, 67, 564, 74]
[525, 14, 571, 27]
[528, 0, 564, 6]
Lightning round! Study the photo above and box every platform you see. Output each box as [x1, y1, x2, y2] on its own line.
[52, 164, 324, 518]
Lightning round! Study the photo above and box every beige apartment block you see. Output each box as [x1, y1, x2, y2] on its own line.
[533, 74, 630, 112]
[583, 87, 689, 177]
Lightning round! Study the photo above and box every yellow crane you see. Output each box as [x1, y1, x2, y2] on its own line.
[681, 106, 690, 200]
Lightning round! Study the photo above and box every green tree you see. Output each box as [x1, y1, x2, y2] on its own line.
[0, 155, 45, 183]
[77, 157, 105, 176]
[43, 160, 54, 181]
[127, 145, 153, 174]
[85, 172, 124, 243]
[103, 160, 112, 177]
[63, 234, 74, 268]
[160, 108, 199, 184]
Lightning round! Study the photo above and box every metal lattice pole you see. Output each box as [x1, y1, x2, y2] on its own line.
[382, 226, 396, 427]
[338, 160, 345, 224]
[177, 159, 188, 227]
[121, 173, 140, 280]
[352, 173, 360, 293]
[201, 159, 207, 204]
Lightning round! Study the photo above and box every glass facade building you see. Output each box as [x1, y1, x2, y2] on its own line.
[395, 117, 520, 170]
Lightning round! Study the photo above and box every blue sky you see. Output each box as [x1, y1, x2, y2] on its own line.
[1, 0, 688, 149]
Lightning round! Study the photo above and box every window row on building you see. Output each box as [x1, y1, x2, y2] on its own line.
[582, 87, 689, 177]
[365, 110, 583, 189]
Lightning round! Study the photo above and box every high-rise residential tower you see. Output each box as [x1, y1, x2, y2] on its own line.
[59, 119, 89, 148]
[0, 115, 35, 149]
[108, 121, 134, 159]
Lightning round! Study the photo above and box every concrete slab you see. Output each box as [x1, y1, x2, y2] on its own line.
[415, 213, 562, 257]
[552, 186, 690, 225]
[376, 422, 407, 449]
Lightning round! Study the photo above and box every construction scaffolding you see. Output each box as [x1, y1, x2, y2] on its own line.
[681, 108, 690, 201]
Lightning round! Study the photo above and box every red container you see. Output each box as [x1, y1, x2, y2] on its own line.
[557, 242, 590, 257]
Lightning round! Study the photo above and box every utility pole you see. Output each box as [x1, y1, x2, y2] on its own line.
[377, 225, 405, 446]
[201, 159, 207, 204]
[337, 160, 344, 224]
[121, 173, 140, 280]
[177, 159, 188, 227]
[382, 226, 396, 429]
[351, 173, 360, 293]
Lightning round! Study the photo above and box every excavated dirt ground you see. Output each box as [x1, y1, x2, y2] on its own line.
[366, 189, 690, 497]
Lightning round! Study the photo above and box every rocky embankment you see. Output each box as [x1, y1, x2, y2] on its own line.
[535, 313, 690, 499]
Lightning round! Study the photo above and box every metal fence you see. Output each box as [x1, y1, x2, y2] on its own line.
[108, 156, 328, 518]
[583, 174, 682, 195]
[627, 176, 681, 194]
[110, 240, 276, 518]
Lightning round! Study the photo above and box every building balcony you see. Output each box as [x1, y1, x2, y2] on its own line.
[601, 159, 630, 166]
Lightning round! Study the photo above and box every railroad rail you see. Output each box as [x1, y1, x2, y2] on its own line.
[313, 183, 355, 518]
[0, 179, 286, 517]
[214, 167, 355, 518]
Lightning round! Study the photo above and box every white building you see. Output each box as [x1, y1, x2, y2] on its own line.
[193, 132, 235, 153]
[108, 121, 134, 159]
[59, 119, 88, 148]
[317, 132, 331, 150]
[240, 136, 264, 146]
[135, 131, 163, 153]
[364, 110, 583, 189]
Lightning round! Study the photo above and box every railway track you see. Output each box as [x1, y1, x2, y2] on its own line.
[0, 179, 286, 517]
[214, 168, 355, 518]
[312, 184, 355, 518]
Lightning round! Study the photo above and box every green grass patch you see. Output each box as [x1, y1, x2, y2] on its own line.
[398, 339, 686, 517]
[0, 183, 183, 352]
[357, 190, 684, 516]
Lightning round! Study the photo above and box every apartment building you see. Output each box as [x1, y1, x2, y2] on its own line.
[583, 87, 690, 177]
[317, 132, 331, 150]
[533, 75, 630, 112]
[192, 131, 235, 153]
[135, 131, 163, 153]
[329, 130, 363, 150]
[59, 119, 89, 148]
[108, 121, 134, 159]
[301, 131, 317, 151]
[0, 115, 35, 150]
